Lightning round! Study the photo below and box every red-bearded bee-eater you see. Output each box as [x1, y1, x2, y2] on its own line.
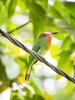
[25, 32, 58, 81]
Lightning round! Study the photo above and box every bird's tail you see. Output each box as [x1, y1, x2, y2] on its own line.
[25, 65, 32, 81]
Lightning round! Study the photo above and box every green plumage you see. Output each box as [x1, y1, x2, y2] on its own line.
[25, 34, 49, 80]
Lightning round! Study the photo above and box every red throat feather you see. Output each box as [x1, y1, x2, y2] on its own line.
[45, 33, 52, 49]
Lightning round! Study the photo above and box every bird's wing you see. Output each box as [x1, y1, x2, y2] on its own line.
[28, 39, 41, 66]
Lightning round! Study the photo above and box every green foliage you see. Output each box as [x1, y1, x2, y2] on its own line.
[1, 0, 7, 5]
[8, 0, 17, 17]
[0, 59, 9, 85]
[0, 0, 75, 100]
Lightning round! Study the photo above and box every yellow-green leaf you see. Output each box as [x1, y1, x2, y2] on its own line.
[50, 44, 60, 60]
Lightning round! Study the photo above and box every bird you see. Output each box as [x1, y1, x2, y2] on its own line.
[25, 32, 58, 81]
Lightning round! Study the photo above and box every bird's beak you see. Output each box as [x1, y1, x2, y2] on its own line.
[51, 32, 58, 35]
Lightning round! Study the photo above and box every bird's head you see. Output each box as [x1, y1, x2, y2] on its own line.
[44, 32, 58, 41]
[44, 32, 58, 49]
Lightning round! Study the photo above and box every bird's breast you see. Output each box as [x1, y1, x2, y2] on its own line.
[48, 42, 51, 49]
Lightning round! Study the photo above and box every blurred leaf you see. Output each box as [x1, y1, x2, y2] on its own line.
[40, 0, 48, 10]
[13, 47, 20, 55]
[70, 56, 75, 61]
[70, 42, 75, 52]
[31, 14, 57, 40]
[64, 2, 75, 18]
[30, 2, 46, 21]
[53, 83, 74, 100]
[29, 2, 57, 39]
[23, 0, 30, 8]
[61, 36, 72, 50]
[0, 82, 7, 93]
[0, 60, 9, 85]
[0, 41, 6, 47]
[70, 17, 75, 28]
[17, 0, 27, 11]
[50, 44, 60, 60]
[32, 94, 45, 100]
[56, 74, 62, 80]
[16, 55, 28, 67]
[1, 0, 7, 5]
[6, 19, 18, 32]
[62, 60, 73, 74]
[57, 59, 73, 80]
[16, 53, 29, 75]
[45, 15, 58, 31]
[25, 94, 45, 100]
[54, 1, 70, 24]
[10, 90, 24, 100]
[31, 72, 44, 93]
[6, 42, 13, 50]
[50, 5, 63, 19]
[57, 49, 72, 68]
[24, 38, 33, 43]
[32, 15, 42, 40]
[70, 50, 75, 61]
[65, 2, 75, 28]
[30, 2, 46, 39]
[8, 0, 17, 17]
[55, 30, 68, 40]
[41, 92, 52, 100]
[22, 87, 31, 96]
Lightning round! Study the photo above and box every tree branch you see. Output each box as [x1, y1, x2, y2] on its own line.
[0, 29, 75, 84]
[8, 20, 31, 34]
